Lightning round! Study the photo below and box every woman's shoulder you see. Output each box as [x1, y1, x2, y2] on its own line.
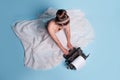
[47, 18, 55, 25]
[45, 18, 54, 29]
[47, 19, 56, 28]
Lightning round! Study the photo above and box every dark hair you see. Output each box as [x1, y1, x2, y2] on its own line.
[55, 9, 70, 26]
[56, 9, 67, 19]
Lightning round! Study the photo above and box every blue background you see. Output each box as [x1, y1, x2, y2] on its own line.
[0, 0, 120, 80]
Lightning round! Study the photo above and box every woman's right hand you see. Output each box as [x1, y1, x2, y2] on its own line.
[62, 48, 69, 55]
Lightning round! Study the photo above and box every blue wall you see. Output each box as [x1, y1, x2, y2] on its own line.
[0, 0, 120, 80]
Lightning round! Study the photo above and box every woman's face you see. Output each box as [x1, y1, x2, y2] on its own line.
[56, 19, 70, 26]
[55, 15, 70, 26]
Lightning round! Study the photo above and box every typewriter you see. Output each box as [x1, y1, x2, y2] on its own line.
[63, 47, 90, 70]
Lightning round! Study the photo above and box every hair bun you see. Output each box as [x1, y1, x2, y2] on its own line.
[56, 9, 67, 19]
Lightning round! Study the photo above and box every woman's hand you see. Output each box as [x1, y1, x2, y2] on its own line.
[62, 48, 69, 55]
[67, 42, 73, 50]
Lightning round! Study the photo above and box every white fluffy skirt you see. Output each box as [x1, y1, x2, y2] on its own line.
[13, 9, 94, 70]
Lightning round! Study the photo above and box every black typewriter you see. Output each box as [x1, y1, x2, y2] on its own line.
[63, 47, 90, 70]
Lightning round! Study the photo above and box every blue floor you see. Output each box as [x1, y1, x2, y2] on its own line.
[0, 0, 120, 80]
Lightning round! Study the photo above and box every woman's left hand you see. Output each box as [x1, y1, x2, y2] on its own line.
[67, 42, 73, 50]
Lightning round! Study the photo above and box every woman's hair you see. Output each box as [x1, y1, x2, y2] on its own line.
[55, 9, 70, 26]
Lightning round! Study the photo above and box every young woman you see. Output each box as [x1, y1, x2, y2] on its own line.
[47, 9, 73, 55]
[13, 8, 93, 69]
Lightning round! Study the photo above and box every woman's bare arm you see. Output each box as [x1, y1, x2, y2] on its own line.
[65, 24, 71, 43]
[65, 24, 73, 49]
[48, 24, 68, 55]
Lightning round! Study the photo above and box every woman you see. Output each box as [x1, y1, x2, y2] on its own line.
[13, 8, 93, 69]
[47, 9, 73, 55]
